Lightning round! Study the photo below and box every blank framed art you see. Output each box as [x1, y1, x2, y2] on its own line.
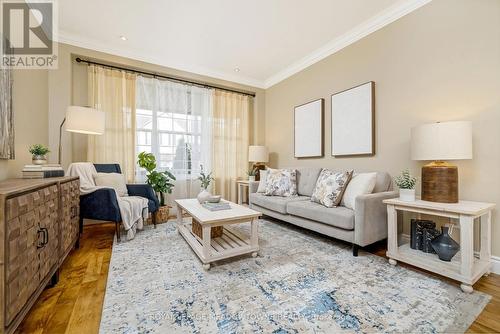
[331, 81, 375, 157]
[294, 98, 324, 158]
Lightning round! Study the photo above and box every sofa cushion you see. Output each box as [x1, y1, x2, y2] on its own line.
[373, 172, 392, 193]
[249, 193, 309, 214]
[264, 168, 298, 197]
[296, 167, 322, 196]
[311, 169, 353, 208]
[286, 200, 355, 230]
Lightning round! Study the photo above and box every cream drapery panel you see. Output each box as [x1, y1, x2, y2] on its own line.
[212, 90, 250, 202]
[87, 65, 137, 182]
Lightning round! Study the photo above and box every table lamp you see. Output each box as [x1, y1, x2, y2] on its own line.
[248, 145, 268, 181]
[58, 106, 105, 164]
[410, 121, 472, 203]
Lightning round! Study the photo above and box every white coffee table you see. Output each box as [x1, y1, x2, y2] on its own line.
[175, 198, 262, 270]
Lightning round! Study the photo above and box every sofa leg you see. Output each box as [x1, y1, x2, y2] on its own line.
[352, 244, 360, 257]
[115, 222, 121, 242]
[152, 212, 157, 229]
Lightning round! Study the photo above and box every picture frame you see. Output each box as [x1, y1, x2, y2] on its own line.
[331, 81, 375, 157]
[294, 98, 324, 158]
[0, 64, 14, 160]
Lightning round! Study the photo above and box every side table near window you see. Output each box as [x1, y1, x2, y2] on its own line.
[237, 180, 250, 205]
[383, 198, 495, 293]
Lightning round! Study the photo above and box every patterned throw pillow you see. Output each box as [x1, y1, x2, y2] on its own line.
[311, 169, 353, 208]
[264, 168, 298, 197]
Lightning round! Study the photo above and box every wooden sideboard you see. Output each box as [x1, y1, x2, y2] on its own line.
[0, 176, 80, 334]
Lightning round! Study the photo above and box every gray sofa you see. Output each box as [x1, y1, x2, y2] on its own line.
[249, 167, 398, 256]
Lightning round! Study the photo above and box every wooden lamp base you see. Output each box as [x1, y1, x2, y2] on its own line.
[252, 163, 266, 181]
[421, 161, 458, 203]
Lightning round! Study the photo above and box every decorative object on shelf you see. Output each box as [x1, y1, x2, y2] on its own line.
[197, 164, 214, 204]
[29, 144, 50, 165]
[431, 226, 460, 262]
[248, 145, 269, 181]
[59, 106, 105, 165]
[423, 228, 439, 253]
[137, 151, 176, 223]
[411, 121, 472, 203]
[410, 219, 436, 251]
[395, 169, 417, 201]
[294, 99, 324, 158]
[331, 82, 375, 157]
[246, 168, 257, 182]
[0, 62, 14, 160]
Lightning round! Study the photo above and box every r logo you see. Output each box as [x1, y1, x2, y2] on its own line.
[2, 2, 53, 55]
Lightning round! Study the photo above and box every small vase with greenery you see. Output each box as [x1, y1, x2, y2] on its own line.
[29, 144, 50, 165]
[395, 169, 417, 201]
[246, 168, 257, 182]
[197, 164, 214, 203]
[137, 152, 176, 206]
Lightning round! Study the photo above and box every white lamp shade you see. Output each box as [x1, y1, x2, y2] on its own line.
[411, 121, 472, 161]
[65, 106, 105, 135]
[248, 145, 269, 162]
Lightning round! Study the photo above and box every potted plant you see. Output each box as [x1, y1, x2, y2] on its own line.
[246, 168, 257, 182]
[29, 144, 50, 165]
[137, 152, 176, 223]
[197, 164, 214, 203]
[395, 169, 417, 201]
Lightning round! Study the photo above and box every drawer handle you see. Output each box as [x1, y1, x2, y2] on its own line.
[37, 228, 48, 248]
[37, 229, 44, 249]
[70, 206, 78, 219]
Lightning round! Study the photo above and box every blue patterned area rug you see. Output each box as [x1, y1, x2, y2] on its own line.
[100, 219, 490, 333]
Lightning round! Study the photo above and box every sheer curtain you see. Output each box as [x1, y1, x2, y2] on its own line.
[135, 76, 212, 208]
[212, 90, 250, 202]
[87, 65, 137, 182]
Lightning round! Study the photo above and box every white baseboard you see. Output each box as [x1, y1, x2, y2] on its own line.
[491, 256, 500, 275]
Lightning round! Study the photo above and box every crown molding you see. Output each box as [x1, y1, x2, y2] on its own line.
[58, 31, 267, 89]
[263, 0, 432, 88]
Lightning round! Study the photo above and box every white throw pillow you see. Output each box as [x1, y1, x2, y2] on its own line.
[257, 169, 268, 193]
[341, 172, 377, 210]
[94, 172, 128, 197]
[264, 168, 298, 197]
[311, 169, 353, 208]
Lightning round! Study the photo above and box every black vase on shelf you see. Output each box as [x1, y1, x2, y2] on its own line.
[431, 226, 460, 261]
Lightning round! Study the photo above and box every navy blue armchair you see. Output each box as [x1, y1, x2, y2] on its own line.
[79, 163, 160, 241]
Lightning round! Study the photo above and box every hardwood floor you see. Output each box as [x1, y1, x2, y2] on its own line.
[17, 223, 500, 333]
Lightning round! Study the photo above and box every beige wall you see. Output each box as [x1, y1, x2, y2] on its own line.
[265, 0, 500, 256]
[0, 70, 48, 180]
[48, 43, 266, 169]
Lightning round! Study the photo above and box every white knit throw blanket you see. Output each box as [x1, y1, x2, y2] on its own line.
[67, 162, 147, 240]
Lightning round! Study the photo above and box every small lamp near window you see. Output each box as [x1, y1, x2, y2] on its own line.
[248, 145, 268, 181]
[59, 106, 105, 165]
[411, 121, 472, 203]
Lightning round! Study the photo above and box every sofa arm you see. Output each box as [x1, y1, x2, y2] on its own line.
[80, 188, 121, 222]
[127, 184, 159, 212]
[249, 181, 260, 194]
[354, 190, 399, 247]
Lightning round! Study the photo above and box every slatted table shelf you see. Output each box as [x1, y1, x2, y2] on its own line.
[175, 199, 262, 270]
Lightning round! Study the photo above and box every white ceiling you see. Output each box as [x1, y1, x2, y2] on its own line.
[58, 0, 431, 88]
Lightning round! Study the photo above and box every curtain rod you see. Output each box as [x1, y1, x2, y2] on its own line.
[75, 57, 256, 98]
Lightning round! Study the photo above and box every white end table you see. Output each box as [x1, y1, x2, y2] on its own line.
[237, 180, 250, 205]
[383, 198, 495, 293]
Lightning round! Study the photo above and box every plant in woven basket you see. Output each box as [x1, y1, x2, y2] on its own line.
[395, 169, 417, 189]
[137, 152, 176, 206]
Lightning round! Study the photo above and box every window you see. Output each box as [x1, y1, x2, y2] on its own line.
[135, 76, 212, 182]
